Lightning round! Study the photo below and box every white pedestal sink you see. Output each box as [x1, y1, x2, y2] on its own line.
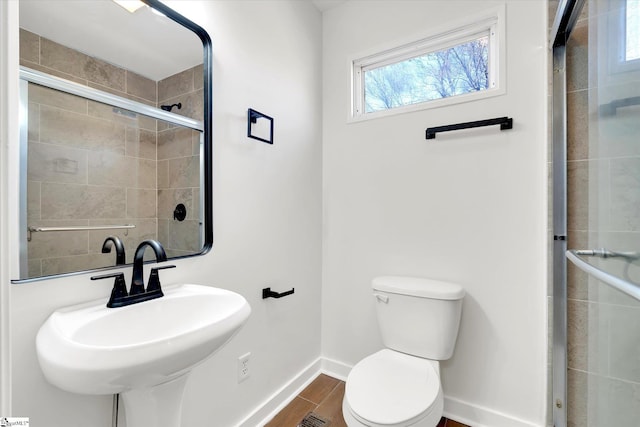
[36, 284, 251, 427]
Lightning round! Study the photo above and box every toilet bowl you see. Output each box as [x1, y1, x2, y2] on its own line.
[342, 349, 443, 427]
[343, 276, 464, 427]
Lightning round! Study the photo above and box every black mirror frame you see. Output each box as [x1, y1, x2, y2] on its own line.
[144, 0, 213, 255]
[12, 1, 213, 283]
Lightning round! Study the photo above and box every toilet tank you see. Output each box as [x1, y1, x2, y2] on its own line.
[372, 276, 465, 360]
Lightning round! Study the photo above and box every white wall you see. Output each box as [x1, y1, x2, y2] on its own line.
[321, 1, 548, 426]
[8, 1, 322, 426]
[0, 0, 19, 415]
[5, 1, 551, 425]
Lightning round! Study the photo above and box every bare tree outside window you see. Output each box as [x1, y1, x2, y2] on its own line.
[364, 36, 489, 113]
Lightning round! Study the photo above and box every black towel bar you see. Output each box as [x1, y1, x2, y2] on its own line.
[599, 96, 640, 116]
[426, 116, 513, 139]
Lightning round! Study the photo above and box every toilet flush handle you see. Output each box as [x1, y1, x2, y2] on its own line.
[374, 293, 389, 303]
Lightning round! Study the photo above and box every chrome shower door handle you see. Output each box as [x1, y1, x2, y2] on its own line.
[574, 248, 640, 261]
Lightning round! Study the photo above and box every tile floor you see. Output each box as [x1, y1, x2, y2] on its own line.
[265, 374, 471, 427]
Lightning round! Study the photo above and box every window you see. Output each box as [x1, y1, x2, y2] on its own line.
[352, 13, 503, 119]
[626, 0, 640, 61]
[363, 33, 490, 113]
[609, 0, 640, 74]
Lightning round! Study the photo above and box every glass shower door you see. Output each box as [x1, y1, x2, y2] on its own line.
[565, 0, 640, 425]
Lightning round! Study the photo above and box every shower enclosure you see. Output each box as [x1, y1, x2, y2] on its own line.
[552, 0, 640, 426]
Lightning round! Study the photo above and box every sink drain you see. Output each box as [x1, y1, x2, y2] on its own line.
[298, 412, 330, 427]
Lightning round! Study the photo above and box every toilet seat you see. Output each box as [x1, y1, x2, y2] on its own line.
[344, 349, 443, 427]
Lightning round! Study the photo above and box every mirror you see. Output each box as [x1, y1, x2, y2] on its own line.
[13, 0, 212, 281]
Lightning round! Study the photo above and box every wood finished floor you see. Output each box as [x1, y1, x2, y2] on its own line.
[265, 374, 471, 427]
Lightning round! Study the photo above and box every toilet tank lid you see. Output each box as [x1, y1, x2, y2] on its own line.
[372, 276, 465, 300]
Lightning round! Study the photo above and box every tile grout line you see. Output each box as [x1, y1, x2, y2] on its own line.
[296, 379, 344, 426]
[314, 380, 343, 409]
[297, 399, 320, 427]
[297, 395, 318, 406]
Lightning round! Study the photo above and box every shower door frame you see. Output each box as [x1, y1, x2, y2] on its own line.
[550, 1, 586, 427]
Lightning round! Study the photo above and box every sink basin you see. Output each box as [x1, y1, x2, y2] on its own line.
[36, 283, 251, 426]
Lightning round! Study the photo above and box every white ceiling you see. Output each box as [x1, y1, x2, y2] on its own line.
[19, 0, 349, 81]
[311, 0, 348, 12]
[19, 0, 203, 81]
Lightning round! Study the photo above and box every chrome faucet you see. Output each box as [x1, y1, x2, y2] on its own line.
[91, 239, 175, 308]
[101, 236, 126, 265]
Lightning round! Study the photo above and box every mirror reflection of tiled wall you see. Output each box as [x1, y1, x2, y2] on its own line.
[20, 29, 202, 277]
[157, 67, 203, 259]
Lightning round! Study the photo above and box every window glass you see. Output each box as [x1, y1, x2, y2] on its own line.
[351, 12, 503, 120]
[626, 0, 640, 61]
[363, 33, 489, 113]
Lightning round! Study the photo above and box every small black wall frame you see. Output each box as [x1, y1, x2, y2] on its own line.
[247, 108, 274, 144]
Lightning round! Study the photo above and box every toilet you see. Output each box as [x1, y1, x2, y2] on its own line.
[342, 276, 465, 427]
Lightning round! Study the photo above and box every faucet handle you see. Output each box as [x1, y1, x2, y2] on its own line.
[146, 265, 176, 293]
[91, 272, 128, 307]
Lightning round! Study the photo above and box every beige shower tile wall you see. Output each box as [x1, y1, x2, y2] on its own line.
[20, 28, 204, 277]
[157, 66, 203, 257]
[20, 29, 159, 277]
[20, 29, 157, 105]
[564, 5, 591, 427]
[158, 64, 204, 124]
[563, 1, 640, 426]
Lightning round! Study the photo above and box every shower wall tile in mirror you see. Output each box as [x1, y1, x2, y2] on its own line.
[20, 29, 203, 278]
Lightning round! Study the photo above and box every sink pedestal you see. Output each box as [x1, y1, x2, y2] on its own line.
[121, 375, 189, 427]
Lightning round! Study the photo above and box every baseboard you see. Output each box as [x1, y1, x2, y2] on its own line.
[444, 396, 543, 427]
[236, 358, 322, 427]
[320, 358, 542, 427]
[236, 357, 544, 427]
[319, 356, 351, 381]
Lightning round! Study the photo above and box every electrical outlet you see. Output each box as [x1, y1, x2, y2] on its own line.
[238, 352, 250, 383]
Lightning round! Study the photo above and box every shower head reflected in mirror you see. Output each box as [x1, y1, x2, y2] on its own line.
[161, 102, 182, 112]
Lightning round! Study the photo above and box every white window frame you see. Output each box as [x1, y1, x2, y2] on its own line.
[350, 7, 505, 122]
